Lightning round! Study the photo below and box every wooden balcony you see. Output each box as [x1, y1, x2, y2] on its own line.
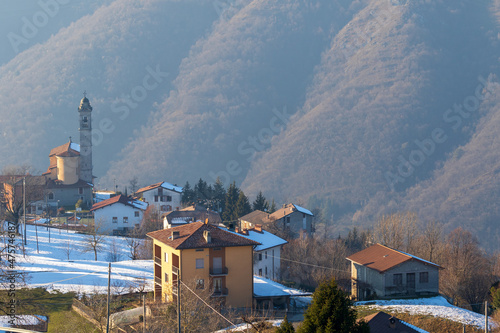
[154, 256, 161, 265]
[154, 276, 161, 285]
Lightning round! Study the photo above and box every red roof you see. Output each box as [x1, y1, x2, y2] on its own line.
[49, 141, 80, 157]
[147, 222, 260, 250]
[346, 244, 442, 273]
[90, 194, 145, 211]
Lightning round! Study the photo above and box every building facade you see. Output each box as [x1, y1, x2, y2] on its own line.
[347, 244, 442, 301]
[148, 222, 259, 308]
[135, 182, 182, 213]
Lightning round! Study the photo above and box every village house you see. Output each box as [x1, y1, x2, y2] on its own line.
[135, 181, 182, 213]
[90, 194, 148, 235]
[147, 221, 260, 308]
[347, 244, 442, 301]
[232, 225, 287, 281]
[239, 203, 314, 238]
[162, 204, 222, 229]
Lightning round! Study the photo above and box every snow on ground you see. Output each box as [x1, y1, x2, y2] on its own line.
[356, 296, 496, 330]
[253, 276, 311, 297]
[6, 224, 153, 294]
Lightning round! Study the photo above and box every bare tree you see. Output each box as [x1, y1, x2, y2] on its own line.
[126, 227, 142, 260]
[137, 206, 162, 237]
[62, 238, 73, 261]
[81, 219, 106, 261]
[0, 166, 44, 235]
[373, 212, 418, 252]
[129, 176, 139, 194]
[106, 238, 122, 262]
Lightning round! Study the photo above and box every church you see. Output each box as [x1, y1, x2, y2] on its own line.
[42, 95, 94, 210]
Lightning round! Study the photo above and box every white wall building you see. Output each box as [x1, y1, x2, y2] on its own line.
[90, 194, 148, 235]
[135, 182, 182, 213]
[231, 226, 288, 281]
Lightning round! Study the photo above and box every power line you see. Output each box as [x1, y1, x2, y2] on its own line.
[179, 280, 236, 327]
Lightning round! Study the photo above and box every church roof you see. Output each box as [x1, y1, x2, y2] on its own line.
[49, 141, 80, 157]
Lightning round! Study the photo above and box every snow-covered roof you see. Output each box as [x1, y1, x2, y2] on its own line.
[293, 204, 313, 216]
[70, 142, 80, 152]
[228, 229, 287, 251]
[253, 276, 311, 297]
[0, 315, 48, 327]
[136, 181, 183, 194]
[90, 194, 148, 211]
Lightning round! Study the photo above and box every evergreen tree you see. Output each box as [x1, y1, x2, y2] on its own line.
[181, 181, 194, 205]
[298, 279, 369, 333]
[252, 191, 269, 211]
[222, 181, 239, 223]
[236, 190, 252, 218]
[276, 315, 295, 333]
[194, 178, 208, 203]
[269, 198, 277, 213]
[491, 285, 500, 310]
[212, 177, 226, 212]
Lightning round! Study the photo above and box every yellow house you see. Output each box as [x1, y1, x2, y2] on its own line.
[147, 221, 260, 308]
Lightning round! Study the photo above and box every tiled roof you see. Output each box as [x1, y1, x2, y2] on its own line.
[49, 141, 80, 157]
[147, 222, 260, 250]
[90, 194, 146, 211]
[163, 210, 222, 225]
[239, 210, 269, 224]
[346, 244, 442, 273]
[135, 181, 183, 194]
[361, 312, 427, 333]
[269, 203, 313, 221]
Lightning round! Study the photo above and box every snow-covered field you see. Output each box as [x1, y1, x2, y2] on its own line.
[356, 296, 496, 330]
[7, 224, 153, 294]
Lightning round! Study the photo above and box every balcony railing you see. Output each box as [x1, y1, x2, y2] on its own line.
[209, 267, 228, 276]
[154, 256, 161, 265]
[155, 276, 161, 285]
[211, 288, 228, 297]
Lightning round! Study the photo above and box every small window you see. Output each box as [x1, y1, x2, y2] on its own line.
[195, 249, 204, 252]
[214, 247, 222, 251]
[259, 269, 262, 276]
[166, 195, 172, 202]
[160, 196, 164, 202]
[79, 187, 84, 195]
[285, 216, 290, 225]
[258, 253, 262, 261]
[123, 217, 128, 223]
[265, 251, 268, 259]
[196, 279, 204, 290]
[134, 211, 140, 217]
[196, 258, 204, 269]
[83, 116, 88, 122]
[112, 217, 118, 223]
[164, 252, 169, 263]
[48, 192, 54, 200]
[154, 195, 158, 202]
[419, 272, 429, 284]
[265, 266, 268, 276]
[393, 273, 402, 286]
[164, 273, 169, 283]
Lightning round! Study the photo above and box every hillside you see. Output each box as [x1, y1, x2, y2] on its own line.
[1, 0, 500, 250]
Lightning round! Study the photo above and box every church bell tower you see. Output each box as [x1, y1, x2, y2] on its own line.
[78, 93, 93, 184]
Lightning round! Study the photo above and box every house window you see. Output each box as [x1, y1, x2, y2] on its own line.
[285, 216, 290, 226]
[79, 187, 83, 195]
[134, 211, 139, 217]
[419, 272, 429, 284]
[166, 195, 172, 202]
[195, 249, 204, 252]
[259, 269, 262, 276]
[123, 217, 128, 223]
[160, 196, 164, 202]
[48, 192, 54, 200]
[112, 217, 118, 223]
[154, 195, 158, 202]
[196, 279, 204, 290]
[393, 273, 403, 286]
[164, 252, 168, 263]
[258, 253, 262, 261]
[196, 258, 204, 269]
[265, 251, 268, 259]
[165, 273, 169, 283]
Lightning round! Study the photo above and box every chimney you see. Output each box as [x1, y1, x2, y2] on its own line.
[205, 218, 209, 225]
[203, 230, 211, 243]
[235, 227, 239, 233]
[389, 317, 397, 329]
[255, 224, 262, 232]
[172, 231, 180, 239]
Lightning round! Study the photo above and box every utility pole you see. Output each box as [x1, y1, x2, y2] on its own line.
[143, 293, 146, 333]
[177, 278, 181, 333]
[23, 177, 27, 245]
[106, 263, 111, 333]
[485, 301, 489, 333]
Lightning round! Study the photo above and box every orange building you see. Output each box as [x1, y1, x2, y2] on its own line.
[147, 221, 259, 308]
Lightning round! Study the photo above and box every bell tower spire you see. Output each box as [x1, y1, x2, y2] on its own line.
[78, 93, 93, 183]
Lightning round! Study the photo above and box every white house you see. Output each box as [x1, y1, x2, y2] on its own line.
[231, 225, 288, 281]
[134, 181, 182, 213]
[90, 194, 148, 235]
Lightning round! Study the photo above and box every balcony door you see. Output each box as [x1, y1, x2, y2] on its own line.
[213, 257, 222, 275]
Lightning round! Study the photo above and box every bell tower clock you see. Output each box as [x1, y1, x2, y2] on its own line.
[78, 92, 93, 184]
